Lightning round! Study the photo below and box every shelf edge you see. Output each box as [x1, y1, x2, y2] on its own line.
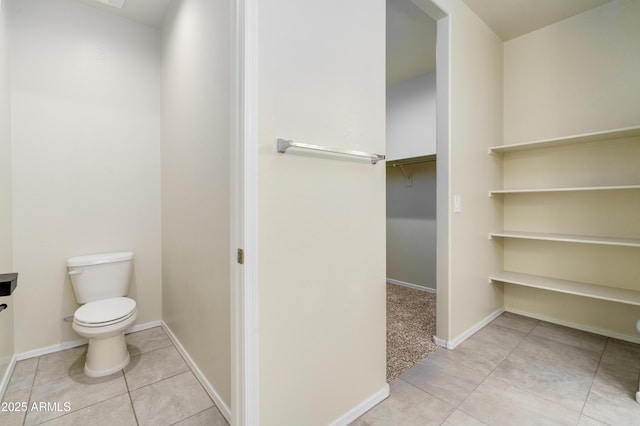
[490, 272, 640, 306]
[489, 125, 640, 153]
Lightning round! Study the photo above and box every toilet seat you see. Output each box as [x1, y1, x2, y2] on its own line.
[75, 297, 137, 328]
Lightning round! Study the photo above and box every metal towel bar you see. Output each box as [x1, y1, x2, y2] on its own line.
[277, 139, 385, 164]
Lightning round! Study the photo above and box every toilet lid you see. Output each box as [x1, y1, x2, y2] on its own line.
[75, 297, 136, 326]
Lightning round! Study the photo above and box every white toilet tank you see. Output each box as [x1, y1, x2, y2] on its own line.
[67, 252, 134, 304]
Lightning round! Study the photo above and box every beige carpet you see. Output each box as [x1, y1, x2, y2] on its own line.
[386, 282, 439, 382]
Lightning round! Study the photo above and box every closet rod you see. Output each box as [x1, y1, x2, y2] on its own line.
[277, 139, 385, 164]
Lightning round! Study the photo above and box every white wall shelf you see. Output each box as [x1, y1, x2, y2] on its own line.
[489, 185, 640, 196]
[490, 271, 640, 307]
[490, 124, 640, 318]
[490, 231, 640, 248]
[489, 125, 640, 154]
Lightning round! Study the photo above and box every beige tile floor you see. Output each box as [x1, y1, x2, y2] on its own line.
[3, 315, 640, 425]
[355, 312, 640, 425]
[0, 327, 228, 426]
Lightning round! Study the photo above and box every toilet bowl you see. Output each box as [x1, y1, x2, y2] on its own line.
[72, 297, 137, 377]
[67, 252, 136, 377]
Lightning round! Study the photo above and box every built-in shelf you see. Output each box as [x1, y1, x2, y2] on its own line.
[490, 271, 640, 306]
[490, 125, 640, 311]
[489, 184, 640, 196]
[490, 231, 640, 248]
[386, 154, 436, 166]
[489, 125, 640, 154]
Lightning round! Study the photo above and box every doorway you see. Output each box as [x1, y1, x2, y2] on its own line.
[385, 0, 443, 381]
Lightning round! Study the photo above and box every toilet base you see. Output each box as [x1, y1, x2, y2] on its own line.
[84, 332, 130, 377]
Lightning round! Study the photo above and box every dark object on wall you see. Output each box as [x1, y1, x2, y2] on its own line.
[0, 273, 18, 296]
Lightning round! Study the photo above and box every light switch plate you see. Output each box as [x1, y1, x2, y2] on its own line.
[453, 194, 462, 213]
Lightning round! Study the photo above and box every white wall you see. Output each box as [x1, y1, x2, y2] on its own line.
[429, 0, 504, 342]
[387, 162, 437, 290]
[258, 0, 387, 423]
[502, 0, 640, 339]
[10, 0, 162, 353]
[386, 69, 437, 160]
[0, 0, 14, 381]
[161, 0, 231, 411]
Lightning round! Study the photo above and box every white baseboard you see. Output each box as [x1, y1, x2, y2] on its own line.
[0, 354, 17, 400]
[14, 320, 164, 361]
[126, 320, 163, 335]
[329, 384, 390, 426]
[432, 335, 447, 348]
[161, 321, 232, 423]
[16, 337, 88, 361]
[387, 278, 436, 293]
[434, 307, 505, 350]
[505, 307, 640, 344]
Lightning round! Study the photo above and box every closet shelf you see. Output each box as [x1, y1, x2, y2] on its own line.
[386, 154, 436, 166]
[490, 271, 640, 306]
[489, 231, 640, 248]
[489, 184, 640, 196]
[489, 125, 640, 154]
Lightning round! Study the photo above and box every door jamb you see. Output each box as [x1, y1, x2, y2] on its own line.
[231, 0, 260, 424]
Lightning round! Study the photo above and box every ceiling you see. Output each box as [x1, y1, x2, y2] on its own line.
[72, 0, 171, 28]
[71, 0, 614, 81]
[387, 0, 614, 86]
[70, 0, 616, 39]
[463, 0, 614, 41]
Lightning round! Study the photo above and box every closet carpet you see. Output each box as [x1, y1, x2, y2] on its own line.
[386, 283, 439, 382]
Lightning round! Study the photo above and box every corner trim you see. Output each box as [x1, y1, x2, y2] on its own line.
[161, 321, 232, 423]
[387, 279, 436, 293]
[328, 384, 390, 426]
[0, 354, 17, 400]
[434, 307, 504, 349]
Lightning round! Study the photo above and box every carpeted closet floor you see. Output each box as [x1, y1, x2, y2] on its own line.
[386, 283, 439, 382]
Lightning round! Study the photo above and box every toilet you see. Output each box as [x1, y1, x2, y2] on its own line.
[67, 251, 137, 377]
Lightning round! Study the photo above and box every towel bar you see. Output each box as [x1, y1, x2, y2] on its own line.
[277, 139, 385, 164]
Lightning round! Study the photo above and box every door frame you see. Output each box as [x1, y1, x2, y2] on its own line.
[409, 0, 452, 346]
[231, 0, 260, 424]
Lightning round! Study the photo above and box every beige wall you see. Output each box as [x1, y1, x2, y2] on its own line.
[0, 0, 14, 379]
[433, 0, 504, 341]
[258, 0, 387, 423]
[161, 0, 231, 409]
[10, 0, 162, 353]
[504, 0, 640, 144]
[502, 0, 640, 340]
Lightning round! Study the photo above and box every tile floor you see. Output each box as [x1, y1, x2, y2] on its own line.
[3, 315, 640, 425]
[355, 312, 640, 425]
[0, 327, 228, 426]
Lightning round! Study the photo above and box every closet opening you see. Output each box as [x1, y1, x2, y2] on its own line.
[385, 0, 439, 382]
